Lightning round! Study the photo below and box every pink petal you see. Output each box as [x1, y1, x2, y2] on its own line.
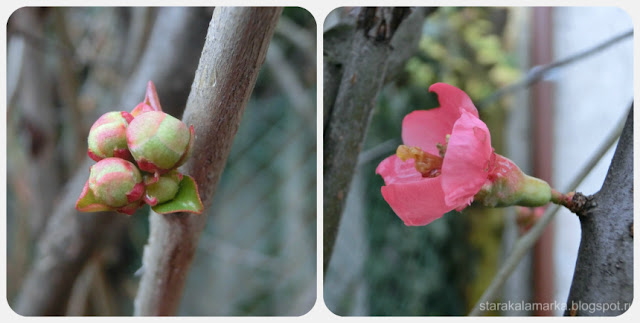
[376, 155, 451, 226]
[145, 81, 163, 112]
[402, 83, 479, 155]
[428, 83, 479, 118]
[402, 110, 457, 156]
[376, 155, 423, 185]
[441, 110, 493, 208]
[380, 176, 451, 226]
[130, 102, 154, 117]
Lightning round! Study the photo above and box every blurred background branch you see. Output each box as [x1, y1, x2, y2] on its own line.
[477, 29, 632, 109]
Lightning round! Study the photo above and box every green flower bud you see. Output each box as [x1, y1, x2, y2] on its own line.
[143, 170, 183, 206]
[76, 157, 145, 215]
[126, 111, 194, 175]
[474, 154, 552, 208]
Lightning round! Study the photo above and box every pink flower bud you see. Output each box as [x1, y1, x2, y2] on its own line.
[130, 102, 155, 117]
[76, 157, 145, 215]
[87, 111, 134, 162]
[126, 111, 194, 175]
[131, 81, 163, 117]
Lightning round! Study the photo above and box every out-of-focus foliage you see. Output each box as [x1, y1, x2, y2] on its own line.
[6, 7, 316, 316]
[325, 7, 523, 315]
[404, 7, 521, 99]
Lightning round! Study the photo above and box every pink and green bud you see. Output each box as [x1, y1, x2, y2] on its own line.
[87, 111, 134, 162]
[130, 81, 163, 117]
[474, 154, 552, 208]
[130, 102, 155, 117]
[143, 170, 183, 206]
[76, 157, 145, 215]
[126, 111, 194, 175]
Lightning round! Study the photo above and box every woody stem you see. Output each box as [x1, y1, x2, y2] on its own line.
[550, 189, 592, 216]
[550, 189, 573, 207]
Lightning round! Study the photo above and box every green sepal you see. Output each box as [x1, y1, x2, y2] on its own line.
[151, 175, 203, 214]
[76, 180, 112, 213]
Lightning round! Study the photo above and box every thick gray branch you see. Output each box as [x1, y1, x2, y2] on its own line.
[323, 7, 416, 274]
[133, 7, 282, 316]
[565, 105, 633, 316]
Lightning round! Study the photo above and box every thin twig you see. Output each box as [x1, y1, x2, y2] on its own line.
[275, 15, 315, 62]
[357, 138, 401, 167]
[469, 106, 629, 315]
[266, 41, 315, 125]
[478, 30, 632, 109]
[53, 8, 85, 166]
[10, 24, 123, 73]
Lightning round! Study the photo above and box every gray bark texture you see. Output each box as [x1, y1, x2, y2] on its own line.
[565, 106, 633, 316]
[12, 7, 210, 315]
[322, 7, 423, 274]
[133, 7, 282, 316]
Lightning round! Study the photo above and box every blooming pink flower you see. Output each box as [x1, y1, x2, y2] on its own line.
[376, 83, 496, 226]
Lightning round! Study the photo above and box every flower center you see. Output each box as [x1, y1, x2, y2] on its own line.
[396, 145, 443, 178]
[436, 134, 450, 158]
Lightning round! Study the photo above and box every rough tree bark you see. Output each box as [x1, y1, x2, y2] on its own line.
[323, 7, 421, 274]
[565, 106, 633, 316]
[133, 7, 282, 316]
[12, 7, 210, 315]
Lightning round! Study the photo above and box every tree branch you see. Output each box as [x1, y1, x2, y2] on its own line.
[469, 105, 629, 315]
[133, 7, 282, 316]
[565, 105, 633, 316]
[13, 166, 129, 315]
[323, 7, 414, 275]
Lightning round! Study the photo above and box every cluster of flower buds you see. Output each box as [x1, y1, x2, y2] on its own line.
[76, 81, 203, 215]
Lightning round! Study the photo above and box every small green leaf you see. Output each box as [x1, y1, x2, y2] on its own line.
[76, 180, 112, 213]
[151, 175, 203, 214]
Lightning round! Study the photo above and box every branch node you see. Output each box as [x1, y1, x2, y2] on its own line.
[569, 192, 595, 217]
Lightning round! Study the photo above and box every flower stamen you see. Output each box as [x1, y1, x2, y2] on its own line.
[396, 145, 443, 178]
[436, 134, 450, 158]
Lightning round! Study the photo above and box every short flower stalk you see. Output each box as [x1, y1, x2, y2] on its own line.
[376, 83, 581, 226]
[76, 81, 203, 215]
